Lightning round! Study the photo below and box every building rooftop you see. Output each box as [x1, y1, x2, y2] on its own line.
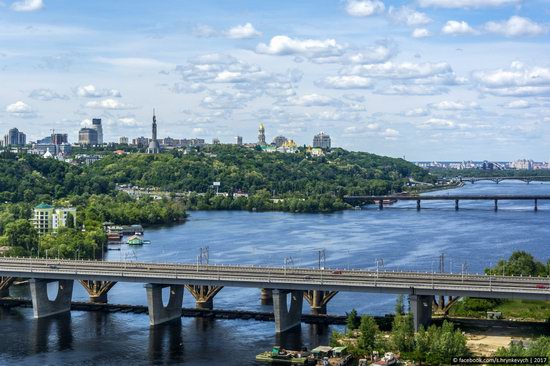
[35, 203, 53, 209]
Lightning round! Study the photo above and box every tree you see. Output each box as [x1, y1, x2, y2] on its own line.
[485, 251, 546, 277]
[357, 315, 379, 355]
[392, 313, 414, 353]
[5, 219, 38, 254]
[395, 294, 405, 315]
[65, 212, 75, 229]
[346, 308, 360, 332]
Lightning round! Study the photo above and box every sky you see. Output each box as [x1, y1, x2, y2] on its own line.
[0, 0, 549, 160]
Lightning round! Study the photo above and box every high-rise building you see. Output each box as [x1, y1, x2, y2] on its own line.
[132, 136, 149, 147]
[146, 110, 161, 154]
[236, 136, 243, 146]
[272, 135, 288, 147]
[32, 203, 77, 235]
[91, 118, 103, 144]
[51, 133, 68, 145]
[212, 137, 220, 145]
[119, 136, 129, 145]
[3, 128, 26, 147]
[79, 128, 98, 145]
[258, 123, 266, 145]
[313, 132, 331, 149]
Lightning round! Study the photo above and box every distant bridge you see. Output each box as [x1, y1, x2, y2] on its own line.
[458, 176, 550, 184]
[1, 257, 550, 332]
[343, 195, 550, 211]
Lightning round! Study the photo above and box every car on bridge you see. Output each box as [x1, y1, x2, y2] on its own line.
[535, 283, 549, 289]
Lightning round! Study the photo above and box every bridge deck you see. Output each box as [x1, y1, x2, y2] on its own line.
[0, 257, 549, 301]
[345, 195, 550, 201]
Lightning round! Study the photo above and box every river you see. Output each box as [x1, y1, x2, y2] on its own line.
[1, 181, 550, 365]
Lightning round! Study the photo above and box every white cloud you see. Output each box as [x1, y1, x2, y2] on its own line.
[76, 84, 121, 98]
[316, 75, 374, 89]
[85, 99, 134, 110]
[11, 0, 43, 12]
[503, 99, 530, 109]
[29, 88, 68, 101]
[418, 0, 520, 8]
[118, 117, 144, 126]
[346, 44, 396, 64]
[345, 0, 385, 16]
[6, 101, 36, 117]
[256, 35, 345, 59]
[200, 90, 254, 109]
[382, 128, 400, 139]
[404, 107, 430, 117]
[485, 16, 546, 37]
[172, 82, 206, 94]
[192, 24, 217, 38]
[418, 118, 456, 129]
[473, 63, 550, 97]
[377, 84, 448, 95]
[388, 6, 431, 26]
[442, 20, 476, 35]
[225, 23, 262, 39]
[347, 61, 453, 79]
[284, 93, 342, 107]
[94, 57, 173, 69]
[412, 28, 431, 38]
[430, 100, 479, 110]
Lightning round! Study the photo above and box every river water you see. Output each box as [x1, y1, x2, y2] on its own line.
[1, 181, 550, 365]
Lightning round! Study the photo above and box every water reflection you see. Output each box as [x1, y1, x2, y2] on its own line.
[148, 320, 184, 364]
[31, 313, 73, 353]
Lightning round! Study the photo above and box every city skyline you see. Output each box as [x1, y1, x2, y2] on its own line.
[0, 0, 549, 160]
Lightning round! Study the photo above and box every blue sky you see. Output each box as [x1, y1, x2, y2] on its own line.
[1, 0, 549, 160]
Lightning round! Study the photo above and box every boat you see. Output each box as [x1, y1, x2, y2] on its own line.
[127, 235, 150, 245]
[255, 346, 315, 365]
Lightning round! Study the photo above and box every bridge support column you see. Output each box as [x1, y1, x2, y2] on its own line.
[0, 276, 14, 297]
[410, 295, 432, 331]
[261, 288, 273, 305]
[273, 289, 303, 333]
[304, 290, 338, 315]
[29, 279, 74, 318]
[378, 200, 383, 210]
[455, 200, 459, 211]
[145, 284, 184, 326]
[535, 199, 538, 212]
[494, 199, 498, 211]
[185, 285, 223, 309]
[416, 200, 421, 211]
[79, 280, 117, 303]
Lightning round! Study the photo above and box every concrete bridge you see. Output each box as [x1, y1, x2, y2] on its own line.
[458, 176, 550, 184]
[344, 195, 550, 211]
[1, 257, 549, 332]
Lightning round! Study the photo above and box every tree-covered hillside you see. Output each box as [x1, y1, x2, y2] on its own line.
[88, 145, 433, 197]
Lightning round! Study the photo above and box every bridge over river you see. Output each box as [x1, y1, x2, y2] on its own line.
[1, 257, 549, 332]
[344, 195, 550, 211]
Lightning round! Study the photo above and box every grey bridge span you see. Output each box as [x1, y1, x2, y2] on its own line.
[1, 257, 549, 332]
[458, 176, 550, 184]
[344, 195, 550, 211]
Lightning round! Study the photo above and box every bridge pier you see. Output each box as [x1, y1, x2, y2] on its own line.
[260, 288, 273, 305]
[145, 284, 184, 326]
[455, 200, 459, 211]
[0, 276, 14, 297]
[494, 199, 498, 211]
[410, 294, 432, 331]
[416, 200, 421, 211]
[185, 285, 223, 309]
[273, 289, 303, 333]
[29, 279, 74, 318]
[79, 280, 117, 303]
[535, 199, 538, 212]
[304, 290, 338, 315]
[378, 200, 383, 210]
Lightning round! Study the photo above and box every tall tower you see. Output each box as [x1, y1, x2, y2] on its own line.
[147, 109, 161, 154]
[92, 118, 103, 144]
[258, 123, 266, 145]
